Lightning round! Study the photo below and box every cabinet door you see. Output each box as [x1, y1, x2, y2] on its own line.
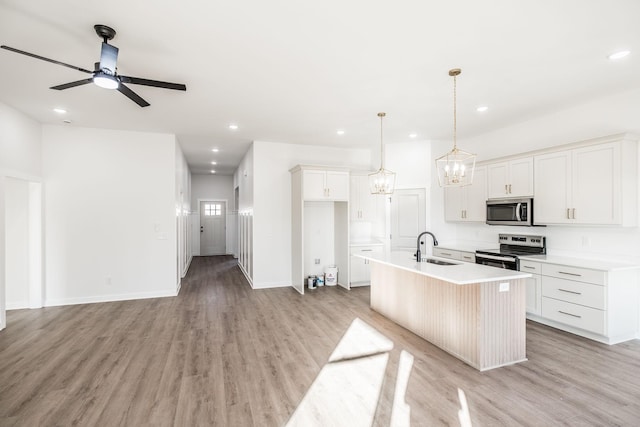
[534, 151, 572, 224]
[525, 274, 541, 315]
[326, 171, 349, 200]
[303, 170, 327, 200]
[465, 166, 487, 221]
[572, 143, 620, 224]
[444, 187, 464, 221]
[350, 255, 367, 283]
[487, 161, 509, 199]
[350, 175, 362, 220]
[509, 157, 534, 197]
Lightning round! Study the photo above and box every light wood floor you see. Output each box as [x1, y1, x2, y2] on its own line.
[1, 255, 640, 426]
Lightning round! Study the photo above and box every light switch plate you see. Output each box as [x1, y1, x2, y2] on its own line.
[499, 282, 510, 292]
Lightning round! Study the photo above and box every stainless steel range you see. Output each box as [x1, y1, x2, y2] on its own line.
[475, 233, 546, 271]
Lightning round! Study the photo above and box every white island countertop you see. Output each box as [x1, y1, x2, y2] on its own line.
[356, 251, 531, 285]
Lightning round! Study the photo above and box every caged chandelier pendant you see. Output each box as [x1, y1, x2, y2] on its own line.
[369, 112, 396, 194]
[435, 68, 476, 187]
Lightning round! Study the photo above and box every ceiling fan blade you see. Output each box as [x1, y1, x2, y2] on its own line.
[50, 78, 95, 90]
[1, 45, 93, 74]
[119, 75, 186, 91]
[118, 83, 150, 107]
[99, 42, 118, 75]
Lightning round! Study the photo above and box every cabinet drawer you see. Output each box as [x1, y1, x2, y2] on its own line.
[350, 245, 383, 255]
[459, 251, 476, 263]
[541, 277, 605, 310]
[432, 248, 459, 260]
[541, 297, 605, 335]
[519, 260, 541, 274]
[541, 264, 605, 285]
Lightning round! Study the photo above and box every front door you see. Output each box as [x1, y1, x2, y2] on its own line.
[200, 201, 226, 255]
[390, 189, 426, 252]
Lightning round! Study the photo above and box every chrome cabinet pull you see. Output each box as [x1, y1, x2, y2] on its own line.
[566, 208, 570, 219]
[441, 252, 452, 256]
[509, 184, 512, 194]
[558, 310, 582, 318]
[558, 288, 582, 295]
[522, 266, 535, 270]
[361, 249, 373, 252]
[558, 271, 581, 277]
[504, 184, 508, 194]
[572, 208, 576, 219]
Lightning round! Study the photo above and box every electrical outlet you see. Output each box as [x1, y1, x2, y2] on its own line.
[499, 282, 509, 292]
[581, 236, 591, 247]
[315, 259, 320, 265]
[106, 276, 112, 286]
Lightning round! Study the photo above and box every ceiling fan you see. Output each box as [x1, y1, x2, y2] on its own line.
[0, 24, 186, 107]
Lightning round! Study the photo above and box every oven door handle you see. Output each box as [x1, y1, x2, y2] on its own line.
[515, 202, 522, 221]
[476, 253, 517, 263]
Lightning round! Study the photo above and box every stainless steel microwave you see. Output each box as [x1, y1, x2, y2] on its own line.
[486, 198, 533, 226]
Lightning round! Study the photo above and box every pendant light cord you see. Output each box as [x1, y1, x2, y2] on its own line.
[453, 72, 457, 151]
[378, 112, 386, 170]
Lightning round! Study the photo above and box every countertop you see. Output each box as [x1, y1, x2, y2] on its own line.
[355, 251, 531, 285]
[518, 254, 640, 271]
[437, 243, 640, 272]
[349, 240, 384, 247]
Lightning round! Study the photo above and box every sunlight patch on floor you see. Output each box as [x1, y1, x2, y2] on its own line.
[286, 318, 414, 427]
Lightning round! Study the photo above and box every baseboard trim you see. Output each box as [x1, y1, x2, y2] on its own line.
[251, 281, 291, 289]
[44, 289, 178, 308]
[6, 301, 30, 311]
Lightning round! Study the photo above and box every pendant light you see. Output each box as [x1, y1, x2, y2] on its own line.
[435, 68, 476, 187]
[368, 112, 396, 194]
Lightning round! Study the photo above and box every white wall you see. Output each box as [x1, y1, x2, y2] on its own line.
[0, 102, 42, 179]
[5, 177, 29, 309]
[428, 87, 640, 264]
[250, 140, 371, 288]
[190, 174, 236, 256]
[42, 125, 178, 305]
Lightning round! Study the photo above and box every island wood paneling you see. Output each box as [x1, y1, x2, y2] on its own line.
[369, 262, 527, 371]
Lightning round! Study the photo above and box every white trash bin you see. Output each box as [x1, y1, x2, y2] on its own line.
[325, 266, 338, 286]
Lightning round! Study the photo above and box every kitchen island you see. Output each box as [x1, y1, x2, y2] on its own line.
[358, 252, 531, 371]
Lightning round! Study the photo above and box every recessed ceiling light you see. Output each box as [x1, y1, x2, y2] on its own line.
[53, 108, 67, 114]
[212, 148, 219, 152]
[211, 161, 217, 165]
[608, 50, 630, 60]
[476, 105, 489, 112]
[229, 123, 238, 130]
[409, 133, 417, 138]
[337, 129, 345, 136]
[210, 170, 216, 174]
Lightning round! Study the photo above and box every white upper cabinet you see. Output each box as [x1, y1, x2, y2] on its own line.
[302, 169, 349, 201]
[350, 174, 384, 222]
[534, 139, 637, 226]
[444, 166, 487, 222]
[487, 157, 534, 199]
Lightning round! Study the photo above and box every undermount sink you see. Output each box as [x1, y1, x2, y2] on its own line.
[417, 257, 458, 266]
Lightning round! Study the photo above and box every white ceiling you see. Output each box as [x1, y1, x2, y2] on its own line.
[1, 0, 639, 175]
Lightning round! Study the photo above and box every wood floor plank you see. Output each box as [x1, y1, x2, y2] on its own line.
[1, 255, 640, 426]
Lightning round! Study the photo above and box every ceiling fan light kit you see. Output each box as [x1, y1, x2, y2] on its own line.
[0, 24, 186, 107]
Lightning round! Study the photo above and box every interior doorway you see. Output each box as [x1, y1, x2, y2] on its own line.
[200, 200, 226, 255]
[389, 188, 426, 252]
[1, 176, 43, 331]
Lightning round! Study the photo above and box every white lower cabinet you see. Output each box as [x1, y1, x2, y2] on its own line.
[349, 245, 383, 286]
[520, 260, 541, 316]
[526, 260, 639, 344]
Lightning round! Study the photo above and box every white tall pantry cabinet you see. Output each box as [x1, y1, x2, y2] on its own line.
[290, 165, 350, 294]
